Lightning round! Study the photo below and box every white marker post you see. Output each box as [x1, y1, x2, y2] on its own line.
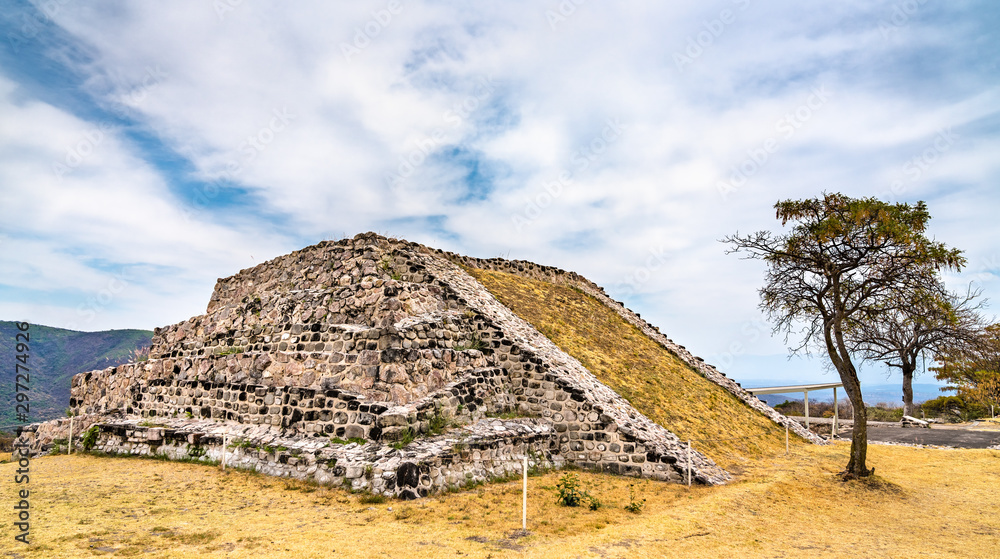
[222, 434, 228, 470]
[68, 417, 74, 455]
[785, 423, 789, 455]
[522, 455, 528, 532]
[832, 386, 838, 438]
[804, 390, 810, 429]
[686, 440, 692, 487]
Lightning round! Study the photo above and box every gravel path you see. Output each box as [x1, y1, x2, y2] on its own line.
[786, 417, 1000, 448]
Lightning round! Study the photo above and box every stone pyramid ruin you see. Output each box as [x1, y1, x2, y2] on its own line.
[18, 233, 820, 498]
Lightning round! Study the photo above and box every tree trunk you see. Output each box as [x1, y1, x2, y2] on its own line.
[901, 364, 916, 417]
[839, 366, 870, 477]
[826, 311, 871, 478]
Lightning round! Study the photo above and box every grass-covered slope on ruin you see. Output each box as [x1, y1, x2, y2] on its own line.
[464, 268, 792, 470]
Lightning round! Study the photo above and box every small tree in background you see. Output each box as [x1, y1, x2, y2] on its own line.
[932, 323, 1000, 417]
[724, 193, 964, 478]
[847, 283, 985, 417]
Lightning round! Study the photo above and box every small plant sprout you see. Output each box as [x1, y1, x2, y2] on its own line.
[624, 484, 646, 513]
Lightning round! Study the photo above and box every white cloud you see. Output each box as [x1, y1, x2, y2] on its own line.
[3, 0, 999, 386]
[0, 73, 293, 330]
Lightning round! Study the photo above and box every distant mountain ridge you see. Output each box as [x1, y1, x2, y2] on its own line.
[0, 321, 152, 429]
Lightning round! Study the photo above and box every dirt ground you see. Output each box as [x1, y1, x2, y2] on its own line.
[2, 442, 999, 558]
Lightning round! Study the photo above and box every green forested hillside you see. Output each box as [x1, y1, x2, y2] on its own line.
[0, 321, 152, 430]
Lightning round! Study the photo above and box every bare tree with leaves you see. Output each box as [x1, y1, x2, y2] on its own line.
[724, 193, 964, 478]
[847, 283, 985, 417]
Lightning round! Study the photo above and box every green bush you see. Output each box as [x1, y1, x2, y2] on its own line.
[555, 473, 584, 506]
[427, 404, 452, 435]
[81, 426, 100, 451]
[555, 473, 601, 510]
[390, 428, 416, 449]
[866, 405, 904, 422]
[922, 396, 986, 422]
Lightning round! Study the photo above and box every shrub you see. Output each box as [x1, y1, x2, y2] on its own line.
[390, 428, 415, 449]
[129, 345, 151, 363]
[427, 404, 452, 435]
[555, 473, 585, 507]
[922, 396, 986, 422]
[555, 473, 601, 510]
[81, 426, 100, 451]
[624, 484, 646, 514]
[454, 335, 486, 352]
[866, 404, 904, 422]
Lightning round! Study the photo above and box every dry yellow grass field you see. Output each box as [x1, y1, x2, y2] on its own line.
[2, 444, 998, 558]
[5, 268, 996, 557]
[465, 267, 793, 470]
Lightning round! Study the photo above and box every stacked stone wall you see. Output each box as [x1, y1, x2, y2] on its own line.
[57, 417, 562, 499]
[16, 232, 822, 495]
[76, 315, 496, 410]
[436, 250, 822, 444]
[60, 233, 732, 483]
[413, 250, 731, 483]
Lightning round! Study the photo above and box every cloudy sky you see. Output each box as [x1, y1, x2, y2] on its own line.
[2, 1, 998, 391]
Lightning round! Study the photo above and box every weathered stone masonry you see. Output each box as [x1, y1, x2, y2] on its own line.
[18, 233, 820, 497]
